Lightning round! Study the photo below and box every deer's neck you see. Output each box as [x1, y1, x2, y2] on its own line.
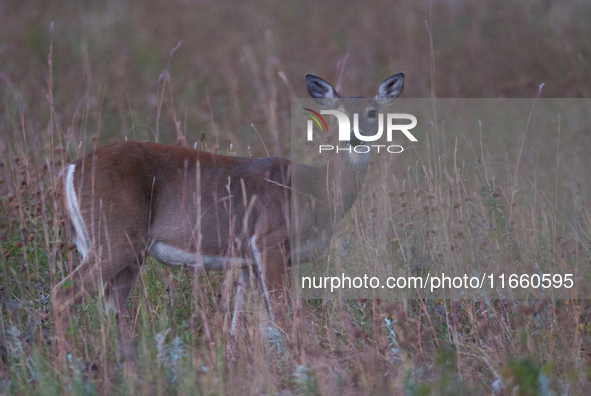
[323, 150, 370, 217]
[291, 150, 369, 263]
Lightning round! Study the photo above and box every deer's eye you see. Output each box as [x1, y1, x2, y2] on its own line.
[367, 110, 377, 118]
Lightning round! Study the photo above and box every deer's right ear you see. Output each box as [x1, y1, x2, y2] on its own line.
[306, 74, 341, 108]
[376, 72, 405, 108]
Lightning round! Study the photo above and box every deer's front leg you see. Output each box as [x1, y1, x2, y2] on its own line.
[250, 234, 290, 329]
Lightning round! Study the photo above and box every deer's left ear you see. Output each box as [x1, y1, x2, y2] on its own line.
[306, 74, 341, 108]
[376, 72, 404, 107]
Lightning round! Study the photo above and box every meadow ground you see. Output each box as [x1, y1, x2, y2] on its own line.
[2, 1, 591, 394]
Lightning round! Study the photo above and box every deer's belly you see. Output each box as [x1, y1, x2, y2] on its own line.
[149, 241, 251, 271]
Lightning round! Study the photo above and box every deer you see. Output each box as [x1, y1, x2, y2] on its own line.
[52, 73, 405, 353]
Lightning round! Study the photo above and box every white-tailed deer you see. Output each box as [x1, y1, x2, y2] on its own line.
[52, 73, 405, 352]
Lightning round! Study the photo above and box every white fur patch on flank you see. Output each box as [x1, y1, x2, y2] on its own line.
[65, 164, 91, 258]
[149, 241, 250, 271]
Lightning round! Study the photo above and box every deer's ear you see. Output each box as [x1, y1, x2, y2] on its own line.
[306, 74, 341, 108]
[376, 73, 404, 107]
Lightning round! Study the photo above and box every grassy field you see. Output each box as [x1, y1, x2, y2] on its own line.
[2, 1, 591, 394]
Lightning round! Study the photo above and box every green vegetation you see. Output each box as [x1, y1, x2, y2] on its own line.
[2, 1, 591, 394]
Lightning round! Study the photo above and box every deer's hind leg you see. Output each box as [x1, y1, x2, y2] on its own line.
[52, 246, 143, 356]
[52, 250, 115, 354]
[103, 258, 144, 362]
[104, 257, 144, 317]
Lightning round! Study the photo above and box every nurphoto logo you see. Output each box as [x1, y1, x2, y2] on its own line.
[303, 108, 418, 153]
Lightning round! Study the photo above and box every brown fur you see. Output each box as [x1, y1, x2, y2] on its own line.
[52, 73, 405, 354]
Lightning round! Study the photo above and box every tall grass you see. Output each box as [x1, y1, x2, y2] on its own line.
[2, 1, 591, 394]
